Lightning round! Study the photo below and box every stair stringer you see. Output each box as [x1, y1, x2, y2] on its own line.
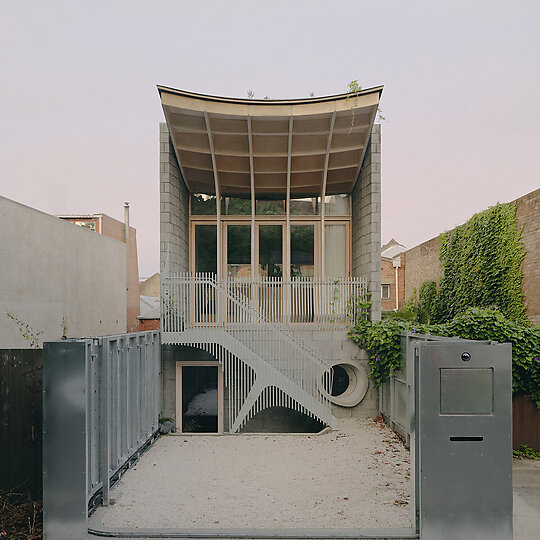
[164, 329, 337, 432]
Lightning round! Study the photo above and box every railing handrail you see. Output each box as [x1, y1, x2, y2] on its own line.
[166, 272, 332, 370]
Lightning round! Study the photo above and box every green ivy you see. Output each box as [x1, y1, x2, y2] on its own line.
[417, 281, 437, 324]
[431, 203, 527, 324]
[513, 445, 540, 460]
[348, 307, 540, 406]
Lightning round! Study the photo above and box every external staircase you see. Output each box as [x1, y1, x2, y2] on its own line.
[161, 272, 337, 431]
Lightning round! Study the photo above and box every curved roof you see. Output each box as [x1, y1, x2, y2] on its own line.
[158, 85, 383, 197]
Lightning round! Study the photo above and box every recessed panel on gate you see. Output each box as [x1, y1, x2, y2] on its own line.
[417, 342, 512, 540]
[440, 368, 493, 414]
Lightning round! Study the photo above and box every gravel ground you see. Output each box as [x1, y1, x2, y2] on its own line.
[91, 418, 412, 529]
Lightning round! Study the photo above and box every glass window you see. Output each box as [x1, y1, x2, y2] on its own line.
[195, 225, 217, 273]
[324, 224, 347, 278]
[255, 198, 285, 215]
[258, 225, 283, 277]
[221, 196, 251, 216]
[227, 225, 251, 278]
[382, 284, 391, 299]
[324, 194, 350, 216]
[191, 194, 217, 215]
[290, 196, 320, 216]
[290, 225, 315, 278]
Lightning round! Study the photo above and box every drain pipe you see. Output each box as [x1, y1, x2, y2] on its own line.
[124, 202, 130, 297]
[392, 255, 401, 311]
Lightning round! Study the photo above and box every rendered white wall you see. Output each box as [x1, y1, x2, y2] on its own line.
[0, 196, 126, 348]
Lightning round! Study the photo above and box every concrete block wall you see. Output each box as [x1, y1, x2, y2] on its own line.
[160, 123, 189, 274]
[160, 334, 378, 429]
[352, 123, 382, 322]
[290, 330, 379, 419]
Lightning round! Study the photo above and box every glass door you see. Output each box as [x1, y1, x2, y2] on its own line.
[257, 223, 284, 321]
[223, 223, 252, 321]
[290, 223, 318, 322]
[224, 224, 251, 278]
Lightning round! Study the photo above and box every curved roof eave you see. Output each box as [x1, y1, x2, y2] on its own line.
[158, 84, 383, 197]
[156, 85, 383, 106]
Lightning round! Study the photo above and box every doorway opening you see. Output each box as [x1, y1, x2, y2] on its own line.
[176, 362, 224, 433]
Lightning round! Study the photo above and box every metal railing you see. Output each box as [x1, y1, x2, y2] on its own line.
[162, 274, 367, 330]
[85, 332, 161, 506]
[161, 273, 337, 430]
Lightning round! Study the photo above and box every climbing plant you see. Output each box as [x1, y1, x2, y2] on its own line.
[430, 203, 527, 324]
[348, 307, 540, 406]
[417, 281, 437, 324]
[6, 312, 44, 348]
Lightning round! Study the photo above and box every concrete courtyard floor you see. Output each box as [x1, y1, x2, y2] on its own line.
[90, 418, 413, 531]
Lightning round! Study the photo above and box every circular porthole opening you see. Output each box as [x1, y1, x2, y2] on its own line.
[320, 360, 369, 407]
[331, 365, 350, 397]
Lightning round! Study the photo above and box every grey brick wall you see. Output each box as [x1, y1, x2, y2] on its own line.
[351, 123, 382, 321]
[160, 123, 189, 274]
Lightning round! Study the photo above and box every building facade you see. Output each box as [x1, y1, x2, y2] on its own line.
[381, 239, 406, 312]
[159, 86, 383, 433]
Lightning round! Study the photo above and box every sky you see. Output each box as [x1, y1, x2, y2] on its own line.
[1, 1, 539, 278]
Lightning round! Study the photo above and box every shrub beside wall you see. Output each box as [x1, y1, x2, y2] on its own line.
[349, 307, 540, 406]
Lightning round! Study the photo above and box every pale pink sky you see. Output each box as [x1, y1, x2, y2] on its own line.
[1, 1, 539, 277]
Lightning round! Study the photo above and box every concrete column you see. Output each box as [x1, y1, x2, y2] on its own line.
[351, 124, 382, 321]
[160, 123, 189, 274]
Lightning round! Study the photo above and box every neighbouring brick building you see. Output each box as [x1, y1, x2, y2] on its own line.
[381, 239, 406, 312]
[404, 187, 540, 325]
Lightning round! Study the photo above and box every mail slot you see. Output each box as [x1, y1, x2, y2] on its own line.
[416, 341, 512, 540]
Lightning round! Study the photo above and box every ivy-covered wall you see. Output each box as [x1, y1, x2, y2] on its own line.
[404, 188, 540, 325]
[431, 202, 526, 323]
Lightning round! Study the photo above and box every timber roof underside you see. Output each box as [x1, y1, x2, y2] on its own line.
[158, 86, 382, 196]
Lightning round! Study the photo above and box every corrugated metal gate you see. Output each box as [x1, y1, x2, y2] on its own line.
[43, 331, 160, 539]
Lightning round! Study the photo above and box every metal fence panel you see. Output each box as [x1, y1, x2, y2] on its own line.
[43, 331, 160, 539]
[379, 333, 467, 447]
[43, 341, 88, 540]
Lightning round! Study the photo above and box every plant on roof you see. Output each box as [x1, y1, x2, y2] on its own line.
[346, 80, 386, 128]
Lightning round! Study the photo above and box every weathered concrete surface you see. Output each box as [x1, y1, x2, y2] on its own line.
[0, 196, 126, 347]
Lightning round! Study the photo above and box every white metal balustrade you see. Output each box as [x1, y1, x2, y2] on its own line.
[161, 273, 367, 431]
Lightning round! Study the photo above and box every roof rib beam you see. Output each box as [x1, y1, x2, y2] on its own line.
[321, 112, 336, 203]
[248, 115, 256, 280]
[204, 112, 221, 198]
[320, 111, 336, 280]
